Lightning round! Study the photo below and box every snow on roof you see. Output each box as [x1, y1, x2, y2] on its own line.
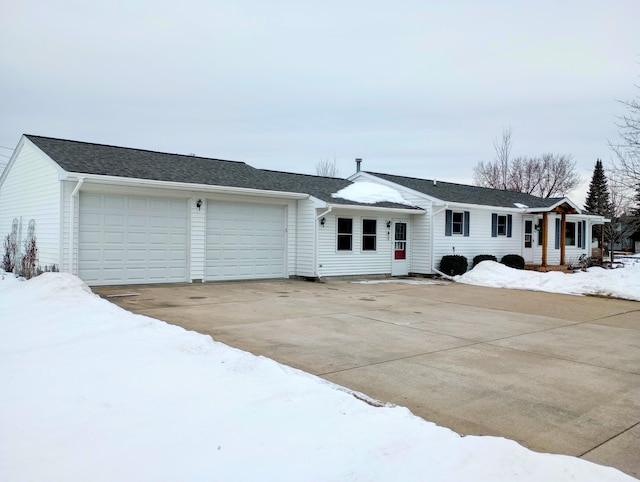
[513, 203, 529, 209]
[331, 181, 412, 205]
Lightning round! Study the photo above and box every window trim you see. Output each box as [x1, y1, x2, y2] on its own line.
[362, 219, 377, 251]
[337, 217, 353, 251]
[565, 221, 577, 247]
[491, 213, 512, 238]
[445, 210, 470, 236]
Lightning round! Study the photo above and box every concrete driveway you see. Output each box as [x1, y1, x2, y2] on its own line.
[94, 279, 640, 478]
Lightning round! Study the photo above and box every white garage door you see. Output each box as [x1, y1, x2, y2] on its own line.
[79, 193, 189, 285]
[206, 201, 286, 281]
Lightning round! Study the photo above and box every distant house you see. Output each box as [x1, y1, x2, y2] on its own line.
[0, 135, 607, 286]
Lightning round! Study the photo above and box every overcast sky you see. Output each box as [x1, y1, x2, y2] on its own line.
[1, 0, 638, 204]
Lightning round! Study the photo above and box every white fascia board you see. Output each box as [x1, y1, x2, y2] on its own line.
[307, 195, 328, 208]
[1, 136, 69, 187]
[326, 203, 424, 215]
[349, 172, 440, 205]
[62, 173, 309, 200]
[525, 198, 581, 213]
[434, 201, 534, 213]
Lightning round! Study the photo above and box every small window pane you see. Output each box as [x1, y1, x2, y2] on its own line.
[337, 218, 352, 234]
[565, 222, 576, 246]
[497, 215, 507, 236]
[362, 219, 376, 235]
[337, 218, 353, 251]
[452, 212, 463, 235]
[337, 235, 352, 250]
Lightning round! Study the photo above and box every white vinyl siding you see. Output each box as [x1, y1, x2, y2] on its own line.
[434, 207, 521, 270]
[78, 193, 189, 285]
[285, 201, 297, 277]
[206, 201, 286, 281]
[190, 197, 206, 281]
[347, 176, 431, 274]
[294, 198, 317, 278]
[317, 210, 404, 277]
[0, 140, 62, 268]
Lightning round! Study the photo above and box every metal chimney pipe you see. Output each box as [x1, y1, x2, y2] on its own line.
[356, 158, 362, 172]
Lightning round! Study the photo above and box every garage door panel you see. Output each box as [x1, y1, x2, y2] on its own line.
[105, 196, 125, 209]
[79, 193, 188, 285]
[206, 201, 286, 281]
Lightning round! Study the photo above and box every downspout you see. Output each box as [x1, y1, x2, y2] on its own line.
[314, 207, 332, 279]
[68, 177, 84, 274]
[430, 204, 453, 278]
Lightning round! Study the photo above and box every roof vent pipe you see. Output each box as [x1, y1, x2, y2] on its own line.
[356, 158, 362, 172]
[433, 179, 437, 186]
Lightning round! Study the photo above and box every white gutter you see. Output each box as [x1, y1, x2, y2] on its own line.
[326, 203, 423, 214]
[316, 207, 332, 220]
[68, 177, 85, 274]
[63, 173, 309, 200]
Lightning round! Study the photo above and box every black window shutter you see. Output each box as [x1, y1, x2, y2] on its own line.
[445, 210, 452, 236]
[582, 220, 587, 248]
[507, 214, 513, 238]
[555, 218, 561, 249]
[463, 211, 470, 237]
[491, 213, 498, 237]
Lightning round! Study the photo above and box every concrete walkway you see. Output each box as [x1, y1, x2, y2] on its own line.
[94, 279, 640, 478]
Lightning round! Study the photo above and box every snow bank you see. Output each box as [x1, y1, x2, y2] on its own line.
[332, 181, 412, 205]
[457, 261, 640, 301]
[0, 273, 635, 481]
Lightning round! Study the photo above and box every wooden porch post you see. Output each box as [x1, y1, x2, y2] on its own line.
[541, 212, 548, 267]
[560, 212, 566, 265]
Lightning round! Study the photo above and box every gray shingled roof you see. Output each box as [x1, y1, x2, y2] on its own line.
[26, 135, 417, 209]
[256, 170, 420, 209]
[27, 135, 263, 190]
[367, 172, 565, 209]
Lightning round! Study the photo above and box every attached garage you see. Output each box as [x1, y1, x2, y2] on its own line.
[206, 201, 286, 281]
[79, 193, 189, 285]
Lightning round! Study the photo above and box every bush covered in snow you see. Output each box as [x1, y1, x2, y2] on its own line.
[500, 254, 525, 270]
[473, 254, 497, 267]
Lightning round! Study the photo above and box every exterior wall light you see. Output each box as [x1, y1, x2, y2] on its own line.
[196, 199, 203, 210]
[320, 217, 326, 227]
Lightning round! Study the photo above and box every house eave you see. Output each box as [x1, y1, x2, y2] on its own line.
[61, 173, 310, 200]
[326, 203, 424, 214]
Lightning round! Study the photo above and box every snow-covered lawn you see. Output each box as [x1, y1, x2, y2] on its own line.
[0, 271, 637, 481]
[456, 260, 640, 301]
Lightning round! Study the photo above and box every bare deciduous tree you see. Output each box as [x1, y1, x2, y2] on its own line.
[474, 128, 511, 190]
[315, 156, 341, 177]
[474, 129, 580, 198]
[609, 90, 640, 188]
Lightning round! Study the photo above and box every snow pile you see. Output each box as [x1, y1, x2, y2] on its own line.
[457, 261, 640, 301]
[1, 273, 636, 481]
[354, 278, 447, 285]
[332, 181, 412, 205]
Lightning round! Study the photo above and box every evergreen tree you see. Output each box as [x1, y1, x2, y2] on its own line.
[585, 159, 612, 214]
[584, 159, 613, 247]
